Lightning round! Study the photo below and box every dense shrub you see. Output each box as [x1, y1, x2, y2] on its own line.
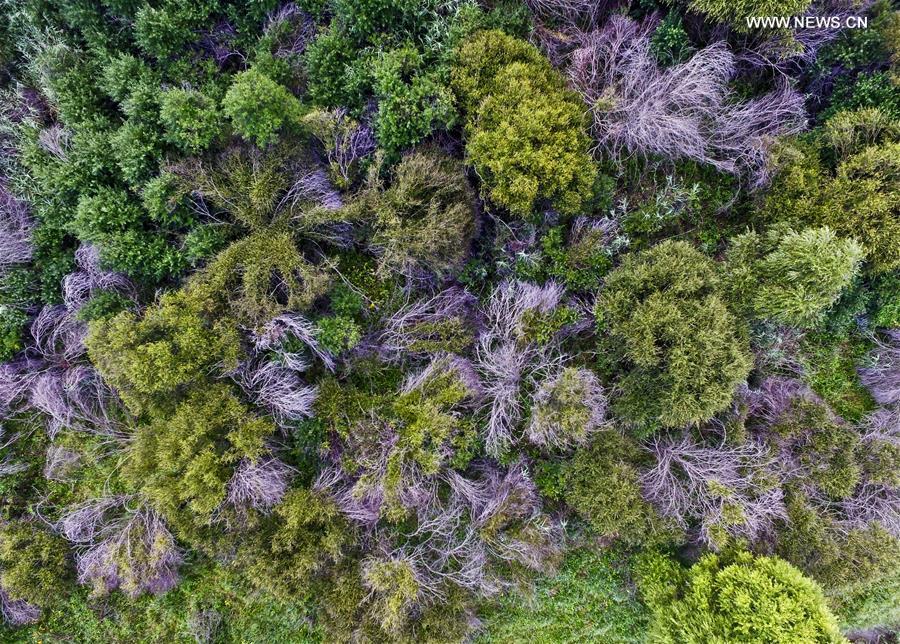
[766, 139, 900, 273]
[372, 46, 456, 157]
[159, 88, 222, 154]
[563, 432, 675, 546]
[725, 226, 864, 327]
[241, 488, 354, 600]
[0, 523, 69, 610]
[222, 69, 304, 147]
[682, 0, 812, 31]
[596, 240, 752, 429]
[636, 550, 845, 643]
[86, 289, 242, 413]
[356, 147, 477, 279]
[452, 30, 595, 217]
[191, 231, 330, 327]
[127, 384, 275, 530]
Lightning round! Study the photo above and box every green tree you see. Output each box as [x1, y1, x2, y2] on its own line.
[159, 87, 222, 153]
[636, 550, 846, 643]
[596, 240, 752, 429]
[222, 69, 304, 147]
[766, 139, 900, 273]
[127, 384, 275, 531]
[86, 289, 242, 414]
[372, 46, 456, 157]
[451, 31, 596, 218]
[725, 226, 864, 328]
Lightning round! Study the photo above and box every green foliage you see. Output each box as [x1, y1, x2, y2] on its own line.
[192, 231, 330, 327]
[771, 400, 862, 499]
[159, 88, 222, 154]
[564, 432, 677, 546]
[86, 289, 242, 414]
[141, 172, 194, 228]
[637, 550, 845, 643]
[222, 69, 303, 147]
[182, 224, 234, 265]
[815, 0, 898, 71]
[825, 71, 900, 121]
[831, 564, 900, 633]
[0, 522, 70, 608]
[765, 138, 900, 273]
[133, 1, 218, 60]
[12, 558, 322, 643]
[725, 226, 864, 328]
[800, 331, 876, 421]
[823, 107, 900, 161]
[0, 305, 29, 362]
[530, 368, 599, 446]
[372, 45, 456, 157]
[479, 549, 650, 643]
[682, 0, 813, 31]
[128, 384, 275, 529]
[241, 488, 353, 600]
[776, 490, 900, 598]
[596, 240, 752, 429]
[303, 25, 365, 111]
[360, 146, 476, 278]
[650, 13, 695, 66]
[181, 144, 291, 230]
[71, 188, 186, 282]
[450, 30, 545, 115]
[870, 271, 900, 327]
[332, 0, 423, 45]
[316, 316, 362, 355]
[75, 290, 132, 322]
[362, 558, 420, 636]
[520, 226, 613, 292]
[452, 31, 596, 217]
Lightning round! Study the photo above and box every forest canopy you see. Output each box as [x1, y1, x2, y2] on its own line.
[0, 0, 899, 642]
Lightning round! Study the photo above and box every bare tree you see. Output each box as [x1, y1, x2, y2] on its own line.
[234, 359, 316, 428]
[224, 456, 294, 514]
[58, 496, 183, 597]
[0, 179, 32, 275]
[641, 432, 786, 547]
[475, 280, 572, 456]
[0, 588, 40, 626]
[62, 245, 135, 313]
[43, 444, 80, 482]
[380, 287, 478, 361]
[0, 305, 125, 438]
[567, 15, 806, 186]
[252, 312, 335, 372]
[859, 330, 900, 407]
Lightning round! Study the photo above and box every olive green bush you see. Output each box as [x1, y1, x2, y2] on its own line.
[725, 226, 864, 328]
[636, 550, 846, 643]
[596, 240, 752, 429]
[452, 30, 596, 217]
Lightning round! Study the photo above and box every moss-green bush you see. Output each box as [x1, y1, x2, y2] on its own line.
[0, 522, 70, 608]
[636, 550, 845, 643]
[564, 432, 677, 546]
[596, 240, 752, 429]
[452, 31, 595, 217]
[360, 146, 476, 279]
